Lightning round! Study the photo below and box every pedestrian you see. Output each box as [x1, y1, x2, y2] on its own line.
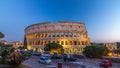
[63, 54, 67, 62]
[67, 54, 70, 58]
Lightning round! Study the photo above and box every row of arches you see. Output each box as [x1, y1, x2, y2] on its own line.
[26, 32, 88, 39]
[28, 40, 90, 45]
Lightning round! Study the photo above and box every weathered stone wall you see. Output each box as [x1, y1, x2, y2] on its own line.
[25, 21, 90, 54]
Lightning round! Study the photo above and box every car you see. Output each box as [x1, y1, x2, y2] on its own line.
[32, 53, 41, 56]
[67, 57, 77, 61]
[41, 53, 51, 57]
[41, 53, 51, 58]
[99, 60, 112, 67]
[63, 54, 77, 61]
[38, 57, 52, 64]
[51, 53, 62, 59]
[73, 54, 86, 59]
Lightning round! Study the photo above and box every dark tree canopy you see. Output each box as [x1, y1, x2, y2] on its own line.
[23, 36, 27, 49]
[0, 32, 4, 38]
[44, 42, 64, 54]
[83, 44, 110, 59]
[116, 42, 120, 49]
[113, 48, 120, 54]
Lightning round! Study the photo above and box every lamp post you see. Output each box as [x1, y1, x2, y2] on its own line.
[108, 52, 112, 57]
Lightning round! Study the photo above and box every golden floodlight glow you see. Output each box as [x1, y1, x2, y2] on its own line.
[108, 52, 112, 56]
[59, 39, 69, 45]
[27, 45, 32, 50]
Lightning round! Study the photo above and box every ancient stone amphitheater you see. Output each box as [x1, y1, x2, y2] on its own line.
[25, 21, 90, 54]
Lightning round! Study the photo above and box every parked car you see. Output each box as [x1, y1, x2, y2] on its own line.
[63, 54, 77, 61]
[41, 53, 51, 56]
[32, 53, 41, 56]
[67, 57, 77, 61]
[38, 57, 52, 64]
[73, 54, 86, 59]
[99, 60, 112, 67]
[51, 53, 62, 59]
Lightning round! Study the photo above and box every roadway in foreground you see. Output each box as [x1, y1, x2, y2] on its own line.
[22, 56, 120, 68]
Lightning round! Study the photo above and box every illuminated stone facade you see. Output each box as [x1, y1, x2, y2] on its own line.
[25, 21, 90, 54]
[104, 43, 117, 51]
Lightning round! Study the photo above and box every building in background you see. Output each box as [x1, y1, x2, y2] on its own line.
[0, 40, 23, 48]
[104, 43, 117, 51]
[0, 40, 8, 44]
[25, 21, 90, 54]
[13, 41, 23, 48]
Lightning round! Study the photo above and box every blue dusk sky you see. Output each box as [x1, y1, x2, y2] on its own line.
[0, 0, 120, 43]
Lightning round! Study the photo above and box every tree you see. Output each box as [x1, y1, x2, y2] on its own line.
[44, 42, 64, 54]
[0, 43, 31, 67]
[23, 36, 27, 49]
[113, 48, 120, 54]
[116, 42, 120, 49]
[83, 44, 110, 59]
[0, 44, 13, 64]
[0, 32, 4, 38]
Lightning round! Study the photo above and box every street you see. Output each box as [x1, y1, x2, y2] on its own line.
[22, 56, 67, 68]
[22, 56, 120, 68]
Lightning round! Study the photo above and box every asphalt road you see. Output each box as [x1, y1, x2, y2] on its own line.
[22, 56, 67, 68]
[22, 56, 120, 68]
[76, 59, 120, 68]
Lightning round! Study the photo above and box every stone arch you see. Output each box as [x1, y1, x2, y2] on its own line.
[81, 41, 84, 45]
[74, 41, 77, 45]
[69, 33, 73, 37]
[78, 41, 80, 45]
[57, 41, 60, 44]
[69, 41, 73, 45]
[61, 41, 64, 45]
[65, 41, 68, 45]
[61, 32, 64, 37]
[65, 32, 69, 37]
[73, 33, 76, 37]
[56, 33, 60, 37]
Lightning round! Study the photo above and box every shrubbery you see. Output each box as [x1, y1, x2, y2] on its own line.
[0, 43, 31, 67]
[83, 44, 110, 59]
[44, 42, 64, 54]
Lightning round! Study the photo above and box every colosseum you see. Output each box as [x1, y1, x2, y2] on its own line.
[25, 21, 90, 54]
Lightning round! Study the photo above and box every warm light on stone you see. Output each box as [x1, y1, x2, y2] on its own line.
[25, 21, 90, 54]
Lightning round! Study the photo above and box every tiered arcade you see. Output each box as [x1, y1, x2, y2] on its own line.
[25, 21, 90, 54]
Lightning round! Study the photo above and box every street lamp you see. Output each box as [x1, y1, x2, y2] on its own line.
[108, 52, 112, 57]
